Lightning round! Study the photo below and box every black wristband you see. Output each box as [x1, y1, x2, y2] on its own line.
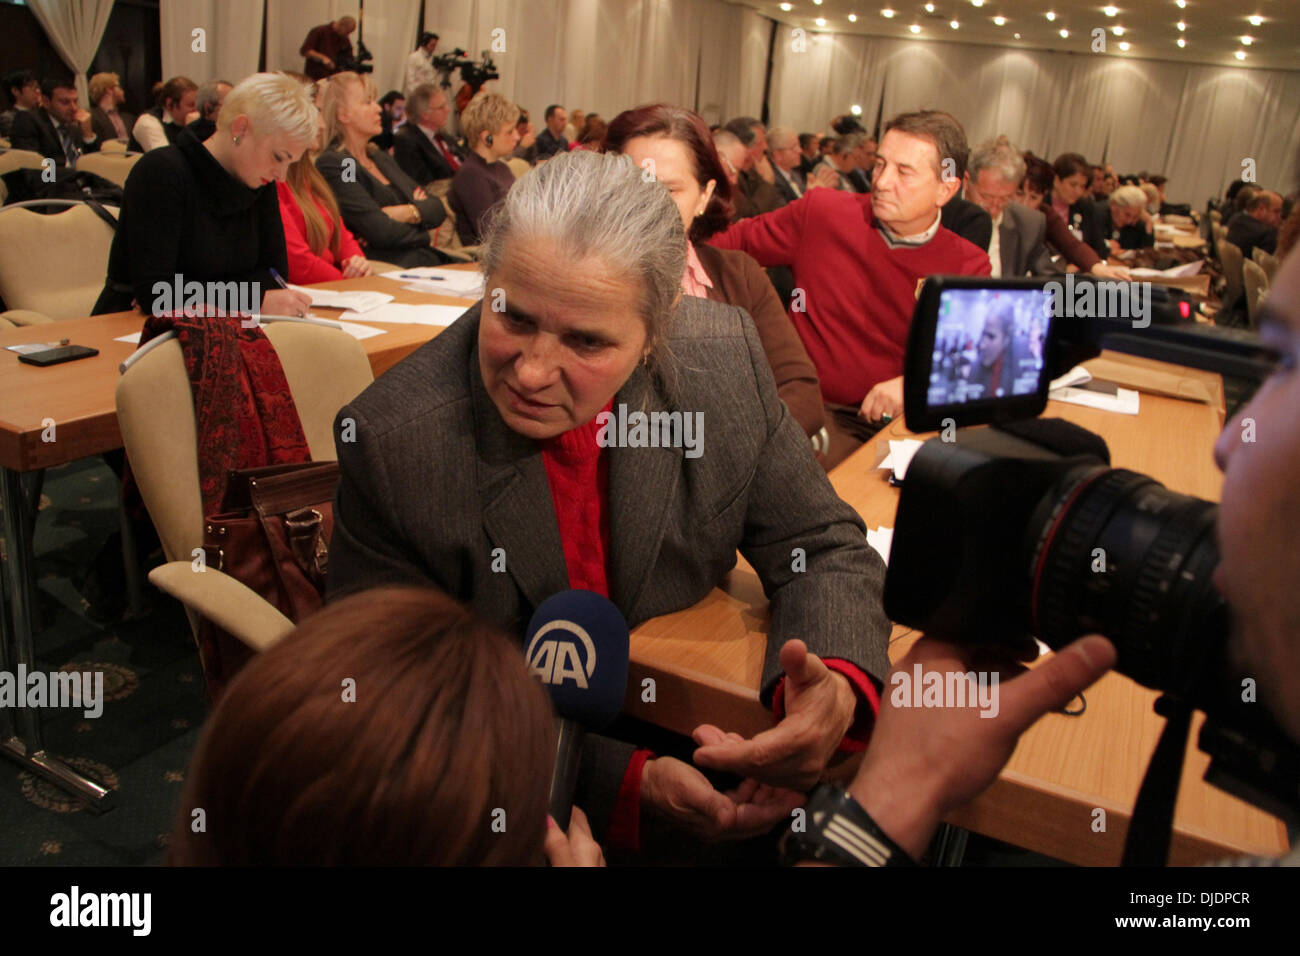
[780, 783, 919, 867]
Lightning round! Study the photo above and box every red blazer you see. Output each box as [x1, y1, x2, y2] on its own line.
[276, 180, 365, 284]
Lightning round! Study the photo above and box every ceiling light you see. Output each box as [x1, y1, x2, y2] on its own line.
[851, 104, 863, 115]
[1176, 20, 1186, 31]
[924, 2, 935, 11]
[1014, 32, 1021, 38]
[813, 0, 822, 5]
[971, 0, 985, 7]
[1112, 25, 1124, 35]
[779, 2, 791, 10]
[1046, 11, 1056, 21]
[1176, 37, 1186, 47]
[1059, 28, 1069, 38]
[910, 23, 921, 33]
[993, 16, 1006, 26]
[1240, 36, 1253, 45]
[882, 8, 896, 18]
[1176, 0, 1185, 7]
[1235, 50, 1246, 60]
[1118, 40, 1130, 50]
[815, 17, 826, 25]
[1103, 5, 1117, 16]
[1248, 15, 1263, 26]
[848, 12, 858, 21]
[951, 20, 960, 29]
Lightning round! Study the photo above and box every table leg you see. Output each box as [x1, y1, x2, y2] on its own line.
[0, 467, 115, 811]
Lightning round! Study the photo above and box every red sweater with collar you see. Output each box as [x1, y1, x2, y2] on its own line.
[710, 189, 991, 407]
[541, 405, 881, 853]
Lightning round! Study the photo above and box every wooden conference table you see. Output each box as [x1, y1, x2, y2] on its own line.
[622, 362, 1290, 866]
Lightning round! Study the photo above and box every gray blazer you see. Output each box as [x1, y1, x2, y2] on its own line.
[999, 201, 1061, 277]
[327, 296, 891, 831]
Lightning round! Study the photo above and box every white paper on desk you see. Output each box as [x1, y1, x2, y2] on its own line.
[865, 527, 894, 565]
[877, 439, 924, 481]
[340, 302, 468, 326]
[289, 284, 394, 313]
[332, 319, 385, 341]
[1048, 365, 1091, 391]
[401, 281, 480, 299]
[1050, 384, 1140, 415]
[7, 341, 70, 353]
[381, 268, 484, 297]
[113, 332, 142, 345]
[1129, 260, 1204, 279]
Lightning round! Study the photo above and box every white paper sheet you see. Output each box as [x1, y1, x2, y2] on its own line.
[333, 320, 385, 341]
[380, 268, 484, 298]
[1129, 260, 1204, 279]
[113, 332, 142, 345]
[339, 302, 468, 326]
[877, 439, 925, 480]
[866, 527, 894, 565]
[1050, 385, 1140, 415]
[289, 284, 394, 313]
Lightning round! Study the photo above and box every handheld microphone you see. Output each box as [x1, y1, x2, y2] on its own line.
[524, 590, 630, 830]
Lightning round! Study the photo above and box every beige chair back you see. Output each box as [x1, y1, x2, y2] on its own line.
[100, 139, 129, 154]
[1211, 223, 1227, 245]
[0, 148, 45, 176]
[1242, 259, 1269, 329]
[1209, 209, 1222, 225]
[1253, 248, 1279, 283]
[506, 156, 531, 179]
[77, 151, 142, 187]
[1216, 239, 1244, 310]
[0, 202, 115, 319]
[115, 320, 375, 574]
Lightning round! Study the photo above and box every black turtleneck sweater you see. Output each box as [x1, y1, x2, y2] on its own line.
[93, 127, 288, 315]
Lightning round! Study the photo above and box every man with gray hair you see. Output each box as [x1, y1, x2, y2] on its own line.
[1227, 188, 1282, 262]
[1096, 183, 1155, 254]
[815, 134, 865, 193]
[723, 116, 785, 217]
[187, 80, 232, 141]
[393, 83, 465, 193]
[961, 136, 1057, 277]
[767, 126, 806, 203]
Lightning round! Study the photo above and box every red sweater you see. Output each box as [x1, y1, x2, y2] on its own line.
[276, 180, 365, 284]
[710, 190, 991, 406]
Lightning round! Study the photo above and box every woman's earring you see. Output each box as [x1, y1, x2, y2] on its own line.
[233, 135, 242, 145]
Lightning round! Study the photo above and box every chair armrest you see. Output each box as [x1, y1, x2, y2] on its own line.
[149, 561, 295, 652]
[0, 309, 54, 326]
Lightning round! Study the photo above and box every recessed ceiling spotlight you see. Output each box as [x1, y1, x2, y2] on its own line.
[882, 8, 896, 18]
[1249, 15, 1263, 27]
[1240, 36, 1253, 45]
[951, 19, 960, 28]
[1176, 20, 1186, 31]
[1014, 31, 1021, 38]
[1112, 26, 1124, 35]
[848, 12, 858, 22]
[1059, 27, 1069, 37]
[993, 16, 1006, 26]
[924, 2, 934, 11]
[971, 0, 985, 8]
[779, 2, 791, 10]
[910, 23, 921, 33]
[1118, 41, 1130, 50]
[1103, 5, 1117, 16]
[1175, 0, 1185, 7]
[851, 104, 863, 115]
[1046, 11, 1056, 21]
[1176, 37, 1186, 47]
[1235, 50, 1246, 60]
[816, 17, 826, 26]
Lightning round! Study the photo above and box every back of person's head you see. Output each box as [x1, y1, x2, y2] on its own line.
[3, 68, 36, 100]
[88, 72, 119, 105]
[379, 89, 404, 109]
[461, 90, 519, 148]
[336, 14, 357, 31]
[605, 102, 735, 240]
[578, 117, 607, 148]
[1225, 178, 1247, 203]
[818, 134, 835, 151]
[1139, 182, 1160, 209]
[170, 587, 555, 865]
[831, 114, 865, 136]
[217, 72, 316, 144]
[1109, 184, 1147, 210]
[1052, 151, 1091, 183]
[417, 31, 438, 49]
[1021, 151, 1055, 197]
[159, 75, 199, 110]
[195, 80, 232, 120]
[479, 150, 686, 360]
[1236, 183, 1260, 212]
[832, 132, 864, 157]
[883, 109, 969, 180]
[968, 135, 1026, 186]
[1278, 203, 1300, 259]
[722, 116, 757, 147]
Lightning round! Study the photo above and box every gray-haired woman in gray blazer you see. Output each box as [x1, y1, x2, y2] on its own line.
[328, 150, 891, 856]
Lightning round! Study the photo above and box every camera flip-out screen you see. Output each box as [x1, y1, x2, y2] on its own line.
[905, 277, 1058, 432]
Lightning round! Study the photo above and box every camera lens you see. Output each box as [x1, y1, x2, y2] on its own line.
[1026, 466, 1226, 704]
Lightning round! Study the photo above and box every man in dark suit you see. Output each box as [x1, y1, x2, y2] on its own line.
[534, 104, 569, 160]
[961, 137, 1058, 276]
[1227, 189, 1282, 262]
[9, 77, 101, 199]
[1, 69, 41, 140]
[939, 196, 993, 253]
[392, 83, 465, 192]
[767, 126, 806, 204]
[88, 72, 134, 143]
[186, 80, 231, 143]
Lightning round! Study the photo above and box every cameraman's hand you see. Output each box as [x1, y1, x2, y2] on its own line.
[544, 807, 605, 866]
[859, 375, 903, 423]
[847, 635, 1116, 861]
[641, 756, 803, 842]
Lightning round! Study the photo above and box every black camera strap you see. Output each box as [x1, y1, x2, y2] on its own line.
[1121, 694, 1193, 866]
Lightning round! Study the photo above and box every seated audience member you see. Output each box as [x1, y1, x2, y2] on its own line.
[818, 134, 835, 157]
[1018, 152, 1128, 279]
[329, 151, 891, 854]
[512, 109, 538, 164]
[1, 69, 40, 139]
[797, 132, 821, 176]
[392, 83, 464, 193]
[723, 117, 784, 214]
[938, 194, 993, 253]
[405, 32, 439, 95]
[606, 104, 825, 440]
[816, 134, 866, 193]
[372, 90, 405, 151]
[89, 72, 133, 143]
[767, 126, 806, 203]
[1089, 163, 1109, 200]
[1227, 189, 1282, 261]
[853, 136, 878, 191]
[447, 91, 520, 245]
[317, 72, 450, 268]
[132, 76, 198, 152]
[710, 110, 992, 466]
[1278, 204, 1300, 260]
[1047, 152, 1106, 257]
[1140, 181, 1161, 216]
[92, 72, 316, 318]
[9, 76, 102, 200]
[171, 587, 601, 865]
[1097, 184, 1155, 253]
[1234, 183, 1260, 216]
[824, 239, 1300, 870]
[278, 124, 372, 283]
[301, 16, 356, 81]
[962, 137, 1055, 277]
[562, 108, 584, 143]
[188, 80, 232, 141]
[1224, 179, 1248, 208]
[574, 115, 606, 151]
[535, 104, 570, 160]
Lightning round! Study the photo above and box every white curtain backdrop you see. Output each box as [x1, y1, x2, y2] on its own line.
[28, 0, 115, 105]
[160, 0, 264, 88]
[769, 28, 1300, 208]
[265, 0, 418, 98]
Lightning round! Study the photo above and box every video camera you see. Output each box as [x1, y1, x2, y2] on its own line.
[884, 276, 1298, 853]
[433, 48, 500, 93]
[336, 39, 374, 75]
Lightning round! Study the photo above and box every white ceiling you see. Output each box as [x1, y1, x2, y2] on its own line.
[730, 0, 1300, 71]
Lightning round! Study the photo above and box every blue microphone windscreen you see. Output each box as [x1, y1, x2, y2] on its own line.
[524, 590, 630, 729]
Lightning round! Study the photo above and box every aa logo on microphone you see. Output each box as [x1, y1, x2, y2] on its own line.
[526, 620, 596, 689]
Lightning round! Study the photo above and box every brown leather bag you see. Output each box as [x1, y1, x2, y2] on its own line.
[196, 461, 340, 698]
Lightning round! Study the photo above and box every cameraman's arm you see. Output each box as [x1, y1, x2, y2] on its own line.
[846, 635, 1116, 861]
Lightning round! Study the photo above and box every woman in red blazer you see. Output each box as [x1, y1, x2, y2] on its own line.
[278, 134, 372, 283]
[604, 104, 826, 446]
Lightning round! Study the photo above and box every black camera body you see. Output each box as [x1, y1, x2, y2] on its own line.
[885, 275, 1297, 833]
[337, 40, 374, 74]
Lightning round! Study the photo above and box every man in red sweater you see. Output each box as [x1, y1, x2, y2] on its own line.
[710, 110, 991, 465]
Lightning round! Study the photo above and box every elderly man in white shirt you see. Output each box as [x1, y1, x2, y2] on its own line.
[404, 32, 439, 96]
